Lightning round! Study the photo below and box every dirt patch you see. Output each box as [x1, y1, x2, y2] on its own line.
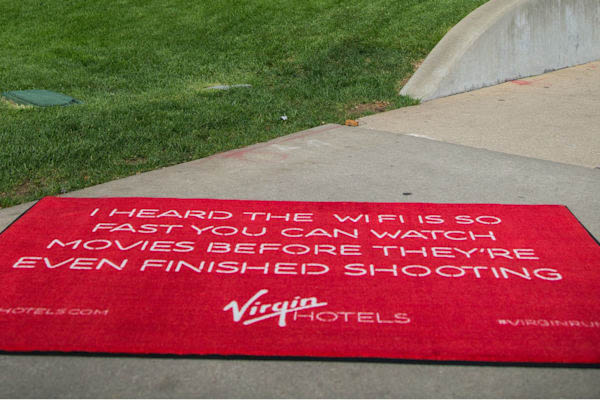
[350, 100, 390, 114]
[399, 58, 425, 88]
[12, 180, 35, 197]
[123, 157, 148, 165]
[1, 97, 33, 110]
[412, 58, 424, 70]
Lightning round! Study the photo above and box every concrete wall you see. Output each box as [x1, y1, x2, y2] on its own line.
[401, 0, 600, 101]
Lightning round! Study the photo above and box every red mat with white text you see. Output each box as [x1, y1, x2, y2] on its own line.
[1, 197, 599, 363]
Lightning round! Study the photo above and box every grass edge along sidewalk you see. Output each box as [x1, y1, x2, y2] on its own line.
[0, 0, 488, 208]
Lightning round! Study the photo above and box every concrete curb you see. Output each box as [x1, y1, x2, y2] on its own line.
[400, 0, 600, 101]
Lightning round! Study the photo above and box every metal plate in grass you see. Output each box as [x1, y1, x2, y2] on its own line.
[1, 90, 82, 107]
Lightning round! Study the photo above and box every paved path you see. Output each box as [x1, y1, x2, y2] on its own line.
[1, 63, 599, 398]
[362, 61, 600, 169]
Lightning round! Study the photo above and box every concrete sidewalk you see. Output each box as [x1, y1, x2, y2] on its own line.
[2, 55, 600, 397]
[361, 61, 600, 169]
[1, 121, 599, 397]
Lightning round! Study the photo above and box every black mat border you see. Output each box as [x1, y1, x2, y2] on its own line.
[564, 206, 600, 246]
[0, 349, 598, 369]
[0, 201, 40, 237]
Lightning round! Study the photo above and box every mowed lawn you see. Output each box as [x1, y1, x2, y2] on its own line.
[0, 0, 487, 207]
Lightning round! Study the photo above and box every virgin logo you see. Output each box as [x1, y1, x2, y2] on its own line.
[223, 289, 327, 327]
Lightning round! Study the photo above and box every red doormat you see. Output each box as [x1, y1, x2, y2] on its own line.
[1, 197, 599, 364]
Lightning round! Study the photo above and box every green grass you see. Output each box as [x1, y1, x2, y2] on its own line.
[0, 0, 487, 207]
